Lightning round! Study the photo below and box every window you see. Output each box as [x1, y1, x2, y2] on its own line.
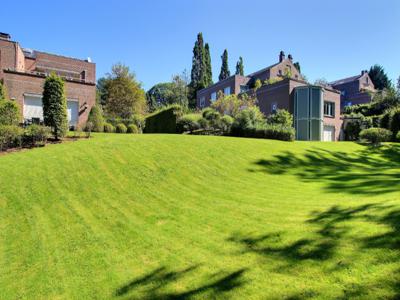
[200, 97, 205, 108]
[224, 86, 231, 95]
[324, 101, 335, 117]
[341, 90, 346, 96]
[278, 69, 282, 75]
[210, 92, 217, 102]
[271, 102, 278, 113]
[240, 85, 249, 93]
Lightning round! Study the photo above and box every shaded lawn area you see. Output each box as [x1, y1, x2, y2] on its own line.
[0, 134, 399, 299]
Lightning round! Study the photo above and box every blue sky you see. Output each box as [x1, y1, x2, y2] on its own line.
[2, 0, 400, 89]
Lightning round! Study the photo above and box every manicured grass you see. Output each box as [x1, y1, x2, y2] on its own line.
[0, 134, 399, 299]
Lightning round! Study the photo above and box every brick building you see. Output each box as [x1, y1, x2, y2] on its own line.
[0, 32, 96, 128]
[197, 51, 342, 141]
[330, 70, 375, 110]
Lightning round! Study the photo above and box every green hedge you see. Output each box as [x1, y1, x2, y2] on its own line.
[231, 124, 295, 141]
[144, 105, 183, 133]
[359, 128, 392, 146]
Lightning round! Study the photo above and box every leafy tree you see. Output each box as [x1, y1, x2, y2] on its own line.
[396, 76, 400, 91]
[0, 99, 19, 125]
[235, 57, 244, 76]
[219, 49, 230, 81]
[87, 105, 104, 132]
[294, 62, 301, 74]
[254, 79, 262, 90]
[368, 65, 391, 90]
[42, 73, 68, 139]
[103, 63, 147, 119]
[267, 109, 293, 127]
[0, 80, 7, 100]
[314, 78, 330, 87]
[204, 43, 213, 87]
[211, 93, 256, 117]
[147, 71, 189, 111]
[189, 33, 206, 107]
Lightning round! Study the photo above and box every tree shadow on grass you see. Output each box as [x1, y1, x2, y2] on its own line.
[228, 203, 400, 298]
[114, 265, 247, 300]
[249, 144, 400, 195]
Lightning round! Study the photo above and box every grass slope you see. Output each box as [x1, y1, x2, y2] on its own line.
[0, 134, 399, 299]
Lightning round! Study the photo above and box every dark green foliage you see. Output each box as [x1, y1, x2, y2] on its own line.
[219, 49, 230, 81]
[389, 108, 400, 140]
[88, 105, 104, 132]
[369, 65, 391, 90]
[104, 122, 115, 133]
[204, 43, 213, 87]
[359, 128, 392, 145]
[396, 131, 400, 142]
[127, 124, 139, 134]
[0, 80, 7, 100]
[42, 73, 68, 139]
[23, 125, 51, 147]
[231, 107, 265, 136]
[294, 62, 301, 74]
[96, 77, 108, 107]
[176, 114, 202, 133]
[0, 99, 20, 125]
[0, 125, 23, 151]
[235, 57, 244, 76]
[144, 105, 183, 133]
[231, 123, 295, 141]
[221, 115, 234, 132]
[147, 74, 189, 111]
[102, 64, 147, 119]
[116, 123, 127, 133]
[380, 110, 393, 129]
[267, 109, 293, 127]
[189, 33, 206, 108]
[343, 113, 377, 141]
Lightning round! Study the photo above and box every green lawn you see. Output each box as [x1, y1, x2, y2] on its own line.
[1, 134, 399, 299]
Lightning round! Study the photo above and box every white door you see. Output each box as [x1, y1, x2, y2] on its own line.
[67, 101, 79, 126]
[23, 96, 43, 122]
[323, 126, 335, 141]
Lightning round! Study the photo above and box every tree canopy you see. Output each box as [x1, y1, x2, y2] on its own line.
[219, 49, 230, 81]
[102, 63, 147, 119]
[235, 57, 244, 76]
[369, 65, 391, 90]
[204, 43, 213, 87]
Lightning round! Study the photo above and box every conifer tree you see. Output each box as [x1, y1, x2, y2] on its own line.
[235, 57, 244, 76]
[219, 49, 230, 81]
[204, 43, 213, 86]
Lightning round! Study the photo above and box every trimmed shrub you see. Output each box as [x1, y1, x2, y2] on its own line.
[144, 105, 183, 133]
[88, 105, 104, 132]
[359, 128, 392, 146]
[231, 123, 295, 141]
[0, 99, 20, 125]
[104, 122, 115, 133]
[24, 125, 50, 146]
[42, 73, 68, 139]
[267, 109, 293, 127]
[127, 124, 139, 134]
[389, 108, 400, 140]
[220, 115, 234, 133]
[231, 107, 266, 136]
[176, 114, 201, 133]
[0, 125, 23, 151]
[396, 131, 400, 142]
[116, 123, 127, 133]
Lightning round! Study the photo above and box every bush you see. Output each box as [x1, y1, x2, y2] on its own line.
[24, 125, 50, 146]
[0, 125, 23, 151]
[220, 115, 234, 132]
[231, 107, 266, 136]
[127, 124, 139, 134]
[396, 131, 400, 142]
[42, 73, 68, 139]
[88, 105, 104, 132]
[116, 123, 127, 133]
[0, 99, 20, 125]
[389, 108, 400, 140]
[267, 109, 293, 127]
[104, 122, 115, 133]
[230, 123, 295, 141]
[144, 104, 183, 133]
[176, 114, 201, 133]
[359, 128, 392, 146]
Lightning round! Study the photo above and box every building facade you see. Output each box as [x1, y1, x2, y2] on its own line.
[197, 51, 342, 141]
[0, 32, 96, 128]
[330, 70, 375, 110]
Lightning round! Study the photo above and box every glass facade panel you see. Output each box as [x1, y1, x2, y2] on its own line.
[297, 120, 309, 140]
[311, 120, 322, 140]
[311, 88, 321, 118]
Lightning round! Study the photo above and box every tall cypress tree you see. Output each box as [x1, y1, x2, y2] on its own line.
[204, 43, 213, 87]
[189, 33, 206, 107]
[235, 56, 244, 76]
[219, 49, 230, 81]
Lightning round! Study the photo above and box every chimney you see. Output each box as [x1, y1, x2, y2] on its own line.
[0, 32, 11, 40]
[288, 54, 293, 62]
[279, 51, 285, 62]
[361, 70, 368, 75]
